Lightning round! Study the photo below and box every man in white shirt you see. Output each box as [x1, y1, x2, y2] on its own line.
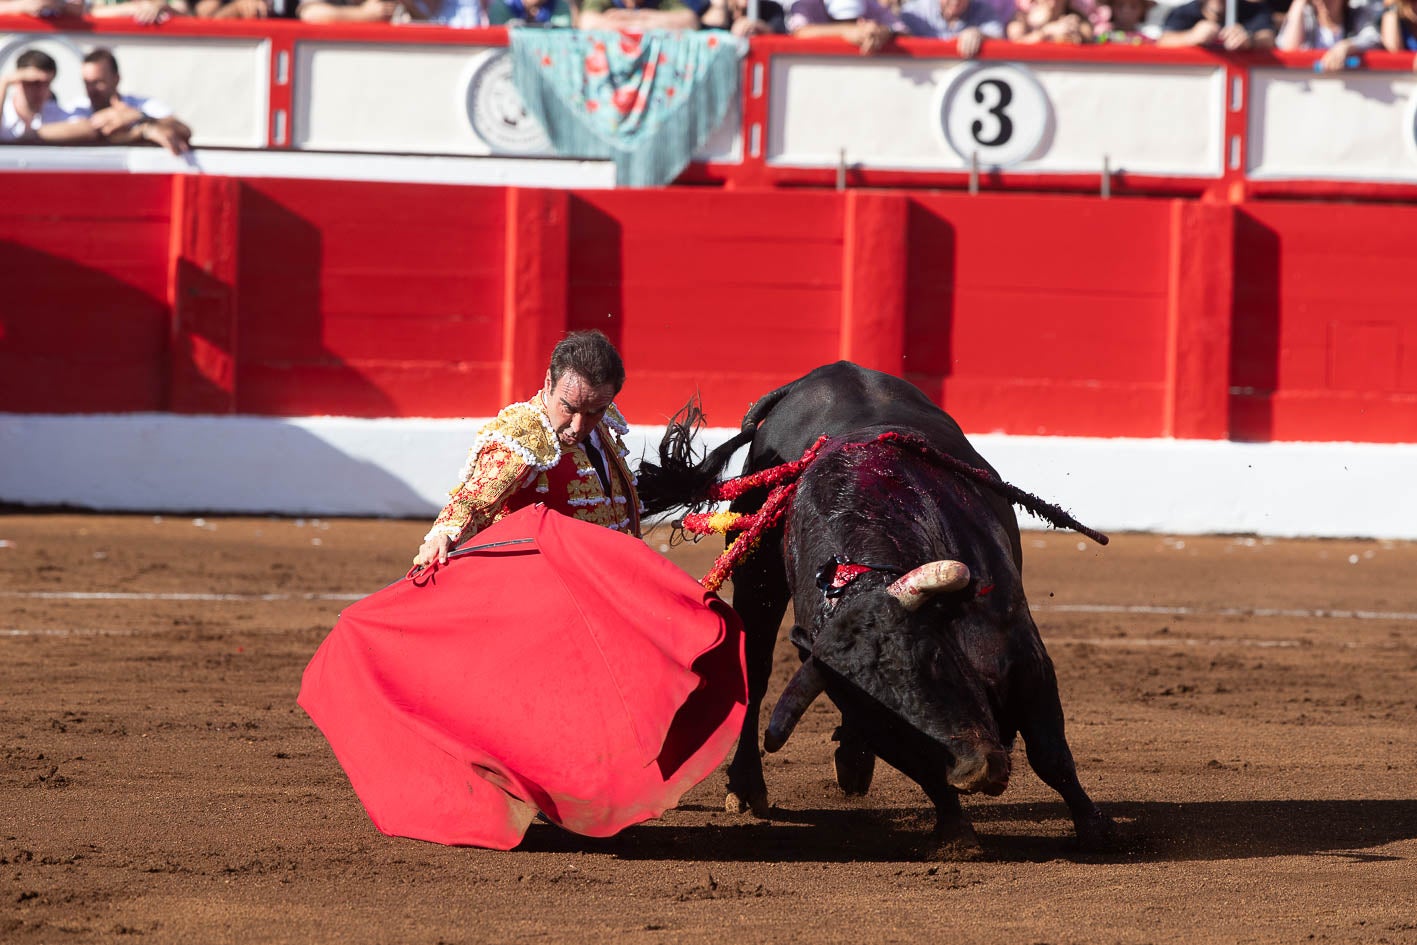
[68, 47, 192, 155]
[0, 49, 96, 145]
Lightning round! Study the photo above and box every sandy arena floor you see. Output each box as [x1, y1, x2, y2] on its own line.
[2, 513, 1415, 944]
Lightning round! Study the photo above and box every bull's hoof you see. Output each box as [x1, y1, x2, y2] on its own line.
[1074, 810, 1122, 853]
[932, 834, 987, 862]
[724, 790, 769, 818]
[930, 821, 985, 862]
[833, 743, 875, 797]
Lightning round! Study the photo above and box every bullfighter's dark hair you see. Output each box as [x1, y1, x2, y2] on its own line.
[82, 47, 121, 77]
[15, 49, 58, 75]
[548, 330, 625, 393]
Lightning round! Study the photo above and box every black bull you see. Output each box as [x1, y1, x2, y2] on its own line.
[639, 362, 1116, 855]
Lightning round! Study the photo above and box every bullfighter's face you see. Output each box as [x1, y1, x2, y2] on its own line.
[542, 370, 617, 448]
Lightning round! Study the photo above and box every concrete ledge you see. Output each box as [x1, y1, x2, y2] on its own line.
[2, 414, 1414, 539]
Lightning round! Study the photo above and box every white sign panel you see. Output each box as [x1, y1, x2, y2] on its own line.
[768, 55, 1226, 177]
[1248, 68, 1417, 182]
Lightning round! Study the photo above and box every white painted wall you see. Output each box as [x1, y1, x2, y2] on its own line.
[0, 144, 617, 187]
[3, 414, 1414, 539]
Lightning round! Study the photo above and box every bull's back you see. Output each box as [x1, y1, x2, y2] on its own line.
[746, 362, 987, 474]
[746, 362, 1021, 566]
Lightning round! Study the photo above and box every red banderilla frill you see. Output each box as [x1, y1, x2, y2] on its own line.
[684, 435, 829, 592]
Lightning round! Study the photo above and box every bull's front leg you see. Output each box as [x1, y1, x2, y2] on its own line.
[722, 546, 791, 818]
[922, 782, 985, 861]
[1017, 657, 1118, 852]
[831, 715, 876, 797]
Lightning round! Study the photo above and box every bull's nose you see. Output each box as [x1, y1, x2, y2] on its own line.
[947, 748, 1011, 795]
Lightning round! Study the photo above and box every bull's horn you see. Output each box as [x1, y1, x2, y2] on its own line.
[886, 560, 971, 611]
[763, 657, 827, 753]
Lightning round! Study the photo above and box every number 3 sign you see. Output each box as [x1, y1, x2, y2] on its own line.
[935, 63, 1051, 168]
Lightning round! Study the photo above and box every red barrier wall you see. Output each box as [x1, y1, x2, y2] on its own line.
[2, 173, 1413, 444]
[1231, 202, 1417, 443]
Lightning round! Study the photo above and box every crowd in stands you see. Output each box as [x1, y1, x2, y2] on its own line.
[1, 46, 191, 150]
[2, 0, 1416, 62]
[2, 0, 1415, 148]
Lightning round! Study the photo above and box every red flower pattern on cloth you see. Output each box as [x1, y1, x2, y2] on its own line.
[585, 41, 608, 76]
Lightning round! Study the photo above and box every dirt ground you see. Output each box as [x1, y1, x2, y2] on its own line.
[2, 513, 1415, 945]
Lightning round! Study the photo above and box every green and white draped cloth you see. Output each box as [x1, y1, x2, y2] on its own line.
[510, 29, 741, 187]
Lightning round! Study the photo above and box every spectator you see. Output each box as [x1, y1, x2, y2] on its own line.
[701, 0, 787, 34]
[900, 0, 1005, 55]
[1277, 0, 1383, 69]
[486, 0, 575, 25]
[0, 0, 83, 15]
[397, 0, 486, 24]
[1006, 0, 1095, 41]
[1380, 0, 1417, 59]
[787, 0, 908, 53]
[578, 0, 706, 30]
[87, 0, 189, 23]
[1093, 0, 1157, 41]
[297, 0, 400, 22]
[0, 49, 97, 145]
[193, 0, 299, 17]
[68, 48, 194, 155]
[1157, 0, 1275, 48]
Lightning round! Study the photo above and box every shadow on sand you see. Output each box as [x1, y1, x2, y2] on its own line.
[518, 798, 1417, 864]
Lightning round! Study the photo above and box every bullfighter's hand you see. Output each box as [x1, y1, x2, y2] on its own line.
[414, 535, 453, 569]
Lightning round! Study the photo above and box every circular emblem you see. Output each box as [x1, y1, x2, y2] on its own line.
[463, 50, 554, 156]
[935, 63, 1051, 169]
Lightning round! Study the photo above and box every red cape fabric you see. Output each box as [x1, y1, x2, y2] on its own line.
[298, 505, 747, 849]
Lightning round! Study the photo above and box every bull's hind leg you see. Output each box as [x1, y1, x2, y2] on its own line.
[1017, 657, 1117, 852]
[723, 542, 791, 818]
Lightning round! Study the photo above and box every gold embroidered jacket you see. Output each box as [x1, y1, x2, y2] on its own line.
[424, 396, 642, 546]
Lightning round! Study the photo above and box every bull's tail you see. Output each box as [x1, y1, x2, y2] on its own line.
[639, 377, 804, 517]
[638, 395, 757, 517]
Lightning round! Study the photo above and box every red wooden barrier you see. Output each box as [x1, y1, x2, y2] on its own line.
[2, 172, 1414, 444]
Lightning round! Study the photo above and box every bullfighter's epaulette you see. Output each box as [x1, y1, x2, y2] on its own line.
[473, 399, 561, 472]
[604, 403, 629, 436]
